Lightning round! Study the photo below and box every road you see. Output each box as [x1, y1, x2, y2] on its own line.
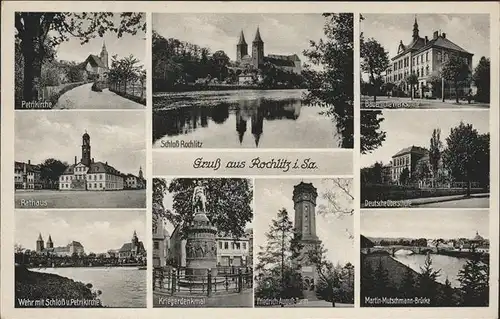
[54, 83, 144, 109]
[415, 196, 489, 208]
[361, 96, 490, 109]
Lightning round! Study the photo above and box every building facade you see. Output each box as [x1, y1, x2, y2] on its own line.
[36, 233, 85, 257]
[391, 146, 428, 184]
[153, 216, 170, 267]
[293, 182, 322, 291]
[125, 167, 146, 189]
[59, 132, 125, 191]
[118, 231, 147, 261]
[383, 18, 474, 98]
[236, 28, 302, 74]
[81, 42, 109, 81]
[14, 160, 42, 190]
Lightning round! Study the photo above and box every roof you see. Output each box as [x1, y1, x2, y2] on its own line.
[392, 37, 426, 60]
[264, 56, 295, 67]
[62, 161, 123, 176]
[15, 161, 40, 173]
[68, 241, 83, 248]
[392, 146, 428, 158]
[119, 241, 145, 253]
[237, 30, 247, 45]
[414, 36, 473, 56]
[84, 54, 107, 69]
[253, 27, 263, 43]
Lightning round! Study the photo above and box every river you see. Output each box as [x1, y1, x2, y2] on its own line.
[392, 253, 470, 288]
[153, 89, 341, 148]
[33, 267, 146, 308]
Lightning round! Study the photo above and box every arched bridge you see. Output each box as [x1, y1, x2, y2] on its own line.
[361, 245, 438, 256]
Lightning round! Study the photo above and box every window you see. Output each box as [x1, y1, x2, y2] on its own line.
[235, 242, 240, 249]
[426, 66, 429, 75]
[243, 242, 247, 249]
[426, 52, 429, 61]
[219, 242, 222, 249]
[437, 52, 441, 61]
[154, 242, 159, 249]
[89, 183, 92, 189]
[100, 174, 103, 180]
[224, 242, 228, 249]
[100, 183, 103, 188]
[231, 242, 235, 249]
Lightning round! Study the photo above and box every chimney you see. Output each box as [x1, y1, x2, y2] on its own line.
[28, 160, 31, 165]
[425, 36, 428, 44]
[92, 158, 94, 163]
[433, 31, 438, 40]
[105, 161, 108, 165]
[74, 156, 77, 165]
[442, 32, 446, 39]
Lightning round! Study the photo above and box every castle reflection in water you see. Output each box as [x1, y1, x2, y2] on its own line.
[153, 98, 302, 147]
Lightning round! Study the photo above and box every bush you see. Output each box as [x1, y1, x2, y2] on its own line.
[109, 87, 146, 105]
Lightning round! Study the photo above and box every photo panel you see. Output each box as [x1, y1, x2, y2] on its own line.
[15, 12, 146, 110]
[360, 109, 490, 209]
[254, 178, 354, 308]
[14, 111, 146, 209]
[360, 209, 490, 307]
[360, 13, 490, 109]
[152, 13, 354, 149]
[14, 209, 147, 308]
[152, 177, 254, 307]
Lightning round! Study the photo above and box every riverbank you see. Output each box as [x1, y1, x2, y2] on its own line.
[153, 83, 304, 93]
[15, 265, 103, 308]
[23, 264, 146, 269]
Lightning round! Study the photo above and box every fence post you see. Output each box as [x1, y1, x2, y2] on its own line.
[171, 269, 176, 295]
[207, 269, 212, 297]
[238, 268, 242, 293]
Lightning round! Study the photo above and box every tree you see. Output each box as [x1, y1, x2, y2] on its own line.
[373, 258, 390, 297]
[400, 265, 416, 298]
[406, 73, 418, 100]
[39, 158, 68, 188]
[429, 128, 443, 187]
[458, 251, 489, 306]
[442, 122, 485, 196]
[432, 238, 445, 253]
[441, 55, 471, 104]
[439, 277, 456, 306]
[399, 167, 410, 186]
[303, 13, 353, 149]
[472, 57, 490, 103]
[211, 50, 230, 81]
[317, 178, 354, 217]
[414, 159, 432, 187]
[15, 12, 145, 102]
[360, 38, 389, 102]
[416, 253, 441, 304]
[361, 110, 386, 154]
[361, 257, 375, 302]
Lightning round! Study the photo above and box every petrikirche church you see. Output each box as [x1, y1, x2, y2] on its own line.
[59, 131, 142, 191]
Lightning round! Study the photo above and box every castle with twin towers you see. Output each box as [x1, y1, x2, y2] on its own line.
[235, 27, 302, 74]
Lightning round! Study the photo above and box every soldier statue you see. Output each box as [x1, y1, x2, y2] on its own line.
[192, 180, 207, 214]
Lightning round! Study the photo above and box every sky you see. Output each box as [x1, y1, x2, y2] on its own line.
[152, 13, 326, 66]
[53, 13, 146, 65]
[15, 111, 145, 175]
[361, 14, 490, 80]
[361, 209, 489, 240]
[15, 210, 147, 254]
[160, 178, 254, 236]
[254, 178, 354, 265]
[360, 110, 489, 168]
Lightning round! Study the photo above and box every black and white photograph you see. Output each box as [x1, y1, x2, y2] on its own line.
[14, 111, 146, 208]
[152, 178, 253, 307]
[254, 179, 354, 308]
[15, 12, 146, 110]
[361, 209, 490, 307]
[361, 14, 490, 109]
[152, 13, 353, 148]
[14, 210, 147, 308]
[360, 110, 490, 208]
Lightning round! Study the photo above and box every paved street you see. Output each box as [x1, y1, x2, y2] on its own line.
[415, 196, 489, 208]
[54, 83, 144, 109]
[15, 189, 146, 208]
[361, 96, 489, 109]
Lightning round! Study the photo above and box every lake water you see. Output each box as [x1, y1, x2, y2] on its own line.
[393, 254, 471, 288]
[153, 89, 341, 148]
[33, 267, 146, 308]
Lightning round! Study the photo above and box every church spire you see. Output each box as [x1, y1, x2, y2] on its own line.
[253, 27, 263, 43]
[37, 233, 43, 241]
[238, 30, 247, 45]
[412, 15, 419, 39]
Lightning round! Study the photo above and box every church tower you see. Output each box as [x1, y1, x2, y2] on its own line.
[100, 41, 109, 68]
[236, 30, 248, 62]
[252, 27, 264, 68]
[292, 182, 322, 290]
[81, 131, 91, 167]
[47, 235, 54, 249]
[131, 230, 139, 253]
[36, 233, 44, 252]
[138, 167, 143, 179]
[412, 16, 419, 40]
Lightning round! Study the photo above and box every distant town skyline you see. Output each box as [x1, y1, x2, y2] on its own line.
[254, 178, 354, 265]
[15, 210, 146, 254]
[361, 13, 489, 75]
[53, 13, 146, 65]
[152, 13, 327, 66]
[361, 110, 489, 168]
[361, 209, 489, 239]
[15, 111, 145, 175]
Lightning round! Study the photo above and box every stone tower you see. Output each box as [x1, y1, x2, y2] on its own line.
[132, 230, 139, 253]
[81, 131, 91, 166]
[36, 233, 44, 252]
[236, 30, 248, 62]
[139, 166, 143, 179]
[47, 235, 54, 249]
[412, 16, 419, 40]
[252, 27, 264, 68]
[100, 41, 109, 68]
[292, 182, 322, 289]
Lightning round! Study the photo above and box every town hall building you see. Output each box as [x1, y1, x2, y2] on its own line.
[59, 131, 134, 191]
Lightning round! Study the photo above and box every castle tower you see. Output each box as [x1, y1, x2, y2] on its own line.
[412, 16, 419, 39]
[36, 233, 44, 252]
[100, 41, 109, 68]
[47, 235, 54, 249]
[138, 166, 143, 179]
[292, 182, 322, 290]
[252, 27, 264, 68]
[81, 131, 91, 166]
[236, 30, 248, 62]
